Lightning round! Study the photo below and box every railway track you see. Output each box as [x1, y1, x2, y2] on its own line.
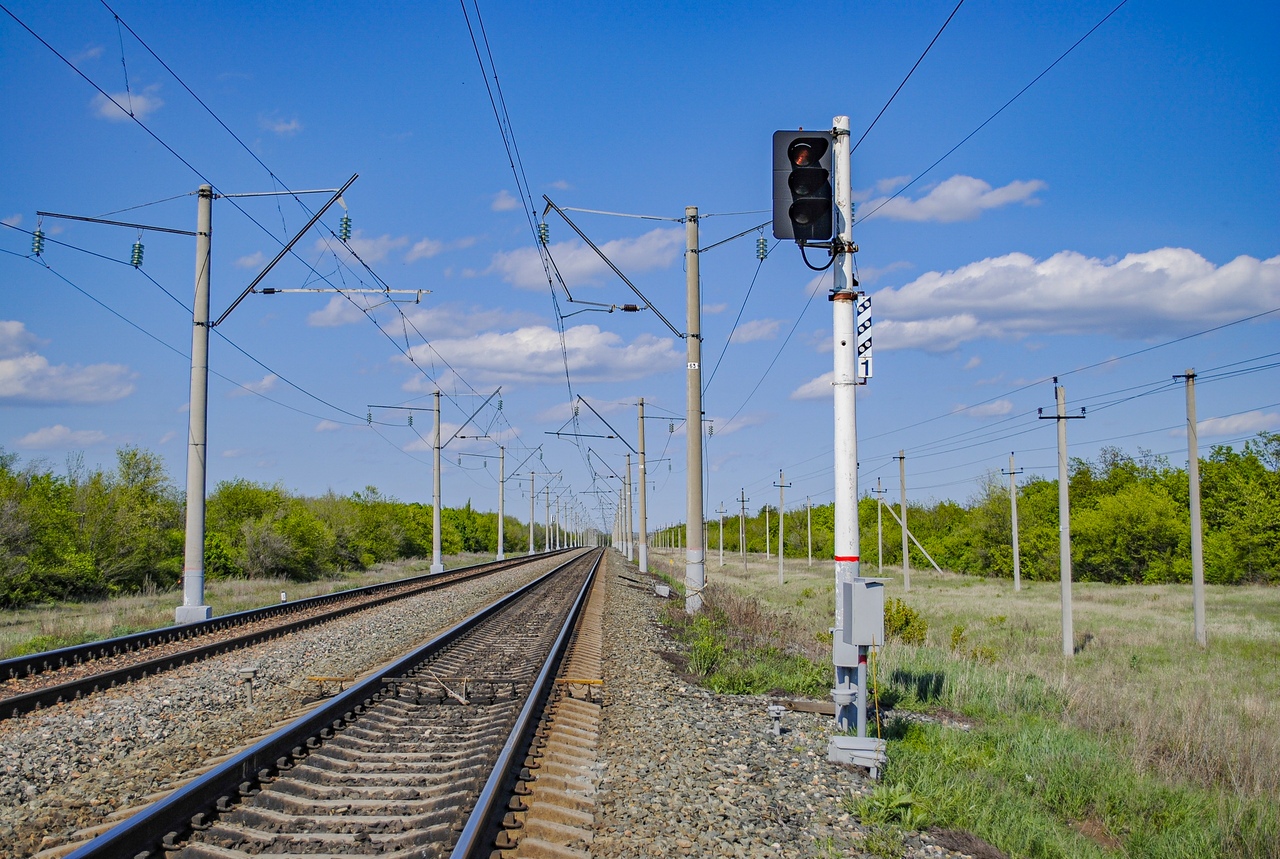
[0, 550, 571, 722]
[62, 547, 606, 859]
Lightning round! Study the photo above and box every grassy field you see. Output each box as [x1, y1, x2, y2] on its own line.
[0, 553, 494, 659]
[649, 547, 1280, 859]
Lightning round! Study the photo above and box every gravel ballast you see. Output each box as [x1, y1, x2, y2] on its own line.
[0, 554, 570, 857]
[593, 551, 987, 859]
[3, 549, 991, 858]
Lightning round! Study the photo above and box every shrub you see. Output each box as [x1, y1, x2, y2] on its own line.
[885, 597, 928, 645]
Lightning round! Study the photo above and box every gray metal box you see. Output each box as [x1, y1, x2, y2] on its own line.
[832, 579, 885, 665]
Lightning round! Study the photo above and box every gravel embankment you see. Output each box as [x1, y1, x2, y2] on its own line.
[594, 551, 987, 859]
[0, 553, 573, 857]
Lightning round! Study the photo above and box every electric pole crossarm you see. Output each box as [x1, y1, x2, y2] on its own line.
[214, 173, 357, 327]
[443, 388, 502, 449]
[260, 287, 427, 297]
[542, 196, 683, 338]
[35, 211, 197, 236]
[577, 395, 637, 453]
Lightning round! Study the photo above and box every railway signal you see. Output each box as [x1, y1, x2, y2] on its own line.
[772, 130, 834, 241]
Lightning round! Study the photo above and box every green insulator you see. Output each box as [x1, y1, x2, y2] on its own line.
[537, 222, 549, 245]
[339, 214, 352, 242]
[32, 229, 45, 256]
[131, 241, 144, 268]
[497, 398, 503, 410]
[366, 411, 373, 426]
[407, 414, 413, 427]
[756, 236, 768, 260]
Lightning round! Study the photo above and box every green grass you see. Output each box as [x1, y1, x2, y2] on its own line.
[649, 547, 1280, 859]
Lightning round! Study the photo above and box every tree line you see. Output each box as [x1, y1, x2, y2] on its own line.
[680, 432, 1280, 585]
[0, 446, 545, 608]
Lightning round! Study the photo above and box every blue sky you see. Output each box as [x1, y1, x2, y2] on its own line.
[2, 0, 1278, 538]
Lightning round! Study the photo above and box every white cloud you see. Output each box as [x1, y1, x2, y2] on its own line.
[315, 231, 409, 265]
[235, 251, 266, 269]
[400, 303, 534, 338]
[74, 45, 104, 63]
[221, 449, 245, 458]
[548, 180, 572, 191]
[315, 420, 344, 432]
[0, 322, 134, 404]
[489, 227, 683, 290]
[1185, 411, 1280, 438]
[875, 316, 1003, 352]
[158, 430, 178, 444]
[875, 175, 912, 194]
[406, 237, 444, 261]
[790, 372, 834, 400]
[399, 324, 680, 386]
[863, 175, 1045, 223]
[92, 86, 163, 122]
[0, 320, 43, 358]
[873, 249, 1280, 351]
[535, 397, 630, 425]
[260, 114, 302, 135]
[405, 235, 477, 262]
[803, 272, 828, 297]
[958, 399, 1014, 418]
[729, 319, 782, 343]
[704, 412, 768, 437]
[963, 356, 982, 370]
[230, 374, 278, 397]
[492, 190, 520, 212]
[2, 214, 22, 228]
[855, 261, 912, 286]
[307, 295, 365, 327]
[15, 425, 108, 450]
[704, 303, 728, 315]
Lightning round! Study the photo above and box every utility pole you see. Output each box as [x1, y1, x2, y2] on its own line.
[624, 453, 635, 562]
[765, 506, 771, 561]
[497, 446, 505, 560]
[1003, 453, 1024, 591]
[738, 488, 749, 576]
[617, 470, 625, 559]
[544, 485, 552, 552]
[44, 177, 356, 623]
[638, 397, 649, 572]
[177, 185, 214, 623]
[719, 502, 725, 567]
[430, 391, 444, 573]
[896, 450, 909, 591]
[529, 472, 535, 555]
[1177, 369, 1207, 647]
[775, 470, 791, 584]
[685, 206, 706, 613]
[874, 478, 886, 577]
[807, 496, 812, 568]
[828, 114, 872, 746]
[1040, 380, 1084, 657]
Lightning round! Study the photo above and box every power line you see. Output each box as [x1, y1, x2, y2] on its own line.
[851, 0, 966, 154]
[859, 0, 1130, 224]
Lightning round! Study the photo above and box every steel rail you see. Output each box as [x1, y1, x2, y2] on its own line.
[449, 549, 600, 858]
[0, 549, 572, 720]
[61, 547, 600, 859]
[0, 550, 569, 680]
